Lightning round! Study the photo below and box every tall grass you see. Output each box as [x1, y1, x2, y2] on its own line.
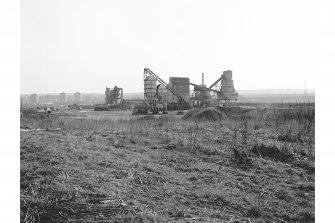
[21, 103, 315, 159]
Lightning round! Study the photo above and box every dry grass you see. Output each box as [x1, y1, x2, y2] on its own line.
[20, 103, 315, 222]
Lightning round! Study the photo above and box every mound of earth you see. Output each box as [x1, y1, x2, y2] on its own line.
[138, 115, 156, 121]
[217, 105, 256, 116]
[182, 107, 226, 121]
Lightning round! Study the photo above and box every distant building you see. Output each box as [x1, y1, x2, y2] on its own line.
[74, 92, 81, 103]
[38, 95, 58, 104]
[30, 93, 38, 104]
[21, 95, 31, 108]
[59, 92, 67, 104]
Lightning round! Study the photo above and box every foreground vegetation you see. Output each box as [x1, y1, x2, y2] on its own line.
[20, 103, 314, 222]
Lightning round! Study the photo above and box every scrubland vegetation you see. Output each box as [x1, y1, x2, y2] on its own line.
[20, 103, 314, 223]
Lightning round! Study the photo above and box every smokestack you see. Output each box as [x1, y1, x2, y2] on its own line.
[202, 73, 204, 86]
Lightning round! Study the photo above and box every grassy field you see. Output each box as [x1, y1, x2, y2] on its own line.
[20, 103, 314, 223]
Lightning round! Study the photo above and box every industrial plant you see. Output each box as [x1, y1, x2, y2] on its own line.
[97, 68, 239, 114]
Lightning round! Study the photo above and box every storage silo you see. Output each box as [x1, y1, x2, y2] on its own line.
[144, 76, 157, 101]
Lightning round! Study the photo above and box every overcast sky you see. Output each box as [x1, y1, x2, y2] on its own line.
[21, 0, 318, 94]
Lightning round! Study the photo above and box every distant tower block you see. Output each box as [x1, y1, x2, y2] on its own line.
[74, 92, 81, 103]
[30, 93, 38, 104]
[59, 92, 67, 104]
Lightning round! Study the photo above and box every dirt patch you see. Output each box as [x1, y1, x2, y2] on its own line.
[182, 107, 226, 121]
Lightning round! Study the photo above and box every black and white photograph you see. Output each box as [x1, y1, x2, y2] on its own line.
[2, 0, 334, 222]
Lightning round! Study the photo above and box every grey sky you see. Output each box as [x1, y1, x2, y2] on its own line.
[21, 0, 317, 94]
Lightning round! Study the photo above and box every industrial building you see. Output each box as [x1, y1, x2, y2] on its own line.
[105, 86, 123, 105]
[217, 70, 238, 103]
[93, 86, 124, 111]
[190, 70, 238, 107]
[168, 77, 190, 103]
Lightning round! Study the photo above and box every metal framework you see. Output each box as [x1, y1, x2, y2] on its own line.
[189, 83, 221, 94]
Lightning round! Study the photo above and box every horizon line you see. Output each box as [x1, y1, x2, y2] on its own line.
[20, 88, 315, 95]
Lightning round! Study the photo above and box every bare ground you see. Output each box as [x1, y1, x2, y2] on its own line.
[20, 105, 315, 223]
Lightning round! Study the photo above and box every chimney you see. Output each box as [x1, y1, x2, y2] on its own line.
[202, 73, 204, 86]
